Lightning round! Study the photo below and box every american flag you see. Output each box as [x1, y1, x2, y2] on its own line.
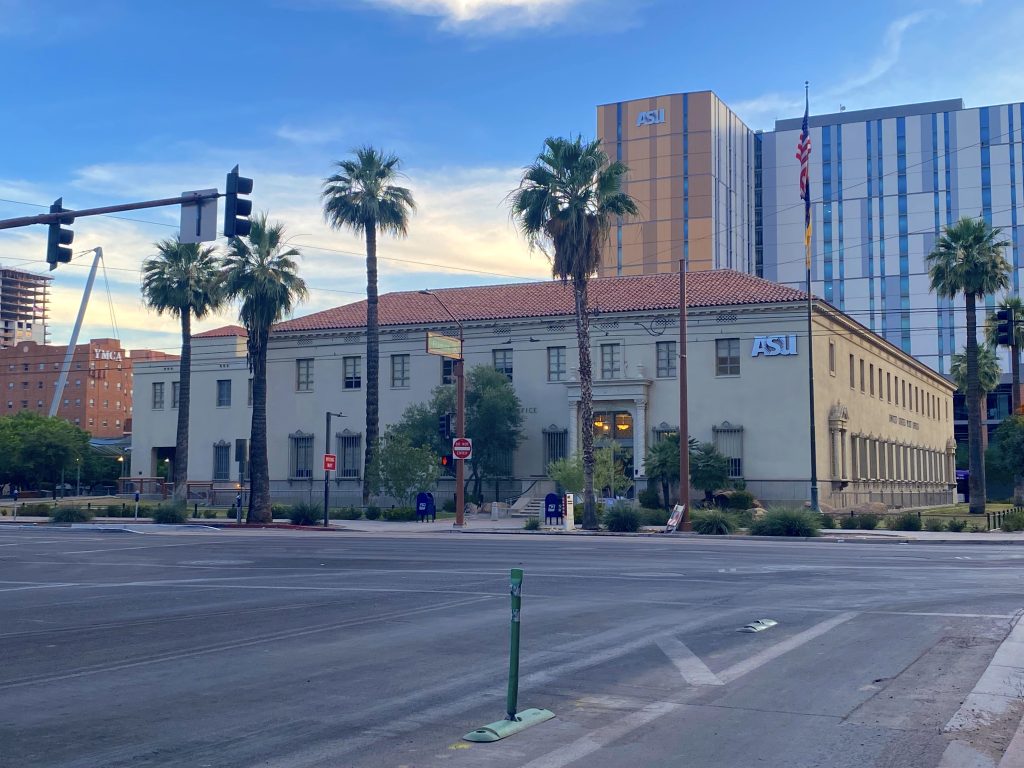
[796, 93, 812, 265]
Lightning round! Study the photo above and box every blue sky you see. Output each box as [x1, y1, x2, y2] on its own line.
[1, 0, 1021, 353]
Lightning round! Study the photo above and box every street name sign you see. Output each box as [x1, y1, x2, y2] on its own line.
[426, 331, 462, 359]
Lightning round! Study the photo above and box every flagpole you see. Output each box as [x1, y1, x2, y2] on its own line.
[803, 81, 821, 513]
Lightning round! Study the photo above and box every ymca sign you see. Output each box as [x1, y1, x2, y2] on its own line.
[636, 108, 666, 126]
[94, 349, 123, 362]
[751, 334, 798, 357]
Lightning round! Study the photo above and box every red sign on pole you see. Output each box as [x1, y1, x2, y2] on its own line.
[323, 454, 337, 472]
[452, 437, 473, 461]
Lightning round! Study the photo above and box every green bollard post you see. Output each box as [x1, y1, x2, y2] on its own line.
[506, 568, 523, 720]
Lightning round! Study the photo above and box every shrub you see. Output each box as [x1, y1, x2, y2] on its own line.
[332, 506, 362, 520]
[727, 490, 756, 510]
[749, 508, 820, 537]
[105, 503, 123, 517]
[604, 502, 640, 533]
[20, 502, 53, 517]
[925, 518, 947, 532]
[692, 510, 736, 535]
[202, 509, 219, 519]
[858, 514, 880, 530]
[638, 486, 662, 510]
[523, 517, 541, 530]
[638, 507, 668, 526]
[50, 506, 93, 523]
[892, 512, 922, 531]
[819, 514, 836, 529]
[947, 518, 967, 532]
[441, 498, 455, 513]
[383, 506, 418, 522]
[1001, 510, 1024, 532]
[271, 504, 292, 520]
[840, 514, 859, 529]
[365, 506, 381, 520]
[289, 502, 321, 526]
[152, 503, 188, 524]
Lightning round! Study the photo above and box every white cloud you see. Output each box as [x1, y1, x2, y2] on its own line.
[359, 0, 583, 30]
[276, 124, 347, 145]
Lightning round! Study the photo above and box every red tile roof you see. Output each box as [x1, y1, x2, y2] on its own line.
[193, 324, 247, 338]
[273, 270, 808, 334]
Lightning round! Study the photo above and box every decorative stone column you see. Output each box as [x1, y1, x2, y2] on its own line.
[634, 398, 647, 477]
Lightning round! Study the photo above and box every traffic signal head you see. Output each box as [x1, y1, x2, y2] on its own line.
[995, 308, 1016, 347]
[438, 412, 451, 440]
[46, 197, 74, 271]
[440, 453, 452, 471]
[224, 165, 254, 238]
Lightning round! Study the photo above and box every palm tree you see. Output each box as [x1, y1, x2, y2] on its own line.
[927, 216, 1011, 514]
[141, 238, 223, 504]
[645, 436, 680, 510]
[985, 295, 1024, 414]
[222, 215, 308, 523]
[509, 136, 638, 529]
[322, 147, 416, 506]
[952, 343, 1002, 455]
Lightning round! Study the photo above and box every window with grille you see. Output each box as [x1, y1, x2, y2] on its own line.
[712, 422, 744, 478]
[600, 343, 621, 379]
[492, 349, 513, 381]
[337, 431, 362, 479]
[547, 347, 566, 382]
[290, 433, 314, 479]
[828, 341, 835, 375]
[172, 381, 180, 409]
[391, 354, 410, 388]
[543, 427, 568, 469]
[296, 359, 314, 392]
[344, 357, 361, 389]
[152, 382, 164, 409]
[715, 338, 740, 376]
[216, 379, 231, 407]
[653, 423, 679, 443]
[213, 442, 231, 481]
[657, 341, 676, 378]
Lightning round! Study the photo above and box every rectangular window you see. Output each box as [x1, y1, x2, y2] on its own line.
[869, 364, 874, 396]
[547, 347, 566, 382]
[887, 372, 892, 402]
[344, 356, 362, 389]
[859, 359, 865, 392]
[492, 349, 513, 381]
[290, 434, 314, 479]
[248, 378, 253, 407]
[600, 343, 621, 379]
[172, 381, 180, 409]
[337, 432, 362, 478]
[828, 340, 836, 375]
[713, 422, 744, 478]
[657, 341, 677, 378]
[296, 359, 314, 392]
[715, 338, 740, 376]
[213, 443, 231, 481]
[441, 358, 455, 386]
[216, 379, 231, 407]
[391, 354, 410, 388]
[878, 368, 884, 400]
[850, 355, 856, 388]
[152, 382, 164, 410]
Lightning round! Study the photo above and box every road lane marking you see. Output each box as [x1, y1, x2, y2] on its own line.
[655, 636, 723, 686]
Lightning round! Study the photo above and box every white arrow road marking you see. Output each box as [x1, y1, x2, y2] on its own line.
[655, 636, 724, 686]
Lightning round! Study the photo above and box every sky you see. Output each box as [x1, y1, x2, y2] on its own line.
[1, 0, 1022, 356]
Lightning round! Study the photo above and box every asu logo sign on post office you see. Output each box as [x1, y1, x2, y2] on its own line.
[636, 109, 666, 126]
[751, 335, 798, 357]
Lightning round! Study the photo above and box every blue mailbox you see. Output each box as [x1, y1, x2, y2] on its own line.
[416, 491, 436, 522]
[544, 493, 563, 525]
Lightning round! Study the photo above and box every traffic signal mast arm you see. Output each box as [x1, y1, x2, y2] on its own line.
[0, 190, 223, 231]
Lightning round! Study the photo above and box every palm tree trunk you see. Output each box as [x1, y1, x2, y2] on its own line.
[172, 312, 191, 504]
[248, 329, 271, 523]
[966, 293, 987, 514]
[574, 279, 597, 529]
[362, 223, 379, 507]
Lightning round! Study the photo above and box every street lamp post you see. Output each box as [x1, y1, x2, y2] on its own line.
[324, 411, 343, 527]
[420, 290, 466, 528]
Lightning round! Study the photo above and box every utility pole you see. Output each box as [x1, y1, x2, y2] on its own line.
[678, 259, 691, 531]
[324, 411, 343, 527]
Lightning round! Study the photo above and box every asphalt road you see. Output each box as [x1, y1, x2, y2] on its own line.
[1, 527, 1023, 768]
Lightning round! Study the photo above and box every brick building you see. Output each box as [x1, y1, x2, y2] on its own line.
[0, 337, 177, 438]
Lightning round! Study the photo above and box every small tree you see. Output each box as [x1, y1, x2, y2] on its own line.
[989, 415, 1024, 504]
[367, 433, 440, 505]
[690, 442, 730, 503]
[547, 454, 584, 496]
[645, 436, 680, 509]
[594, 443, 631, 497]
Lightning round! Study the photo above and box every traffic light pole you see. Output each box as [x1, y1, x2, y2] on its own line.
[0, 191, 222, 231]
[455, 356, 465, 528]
